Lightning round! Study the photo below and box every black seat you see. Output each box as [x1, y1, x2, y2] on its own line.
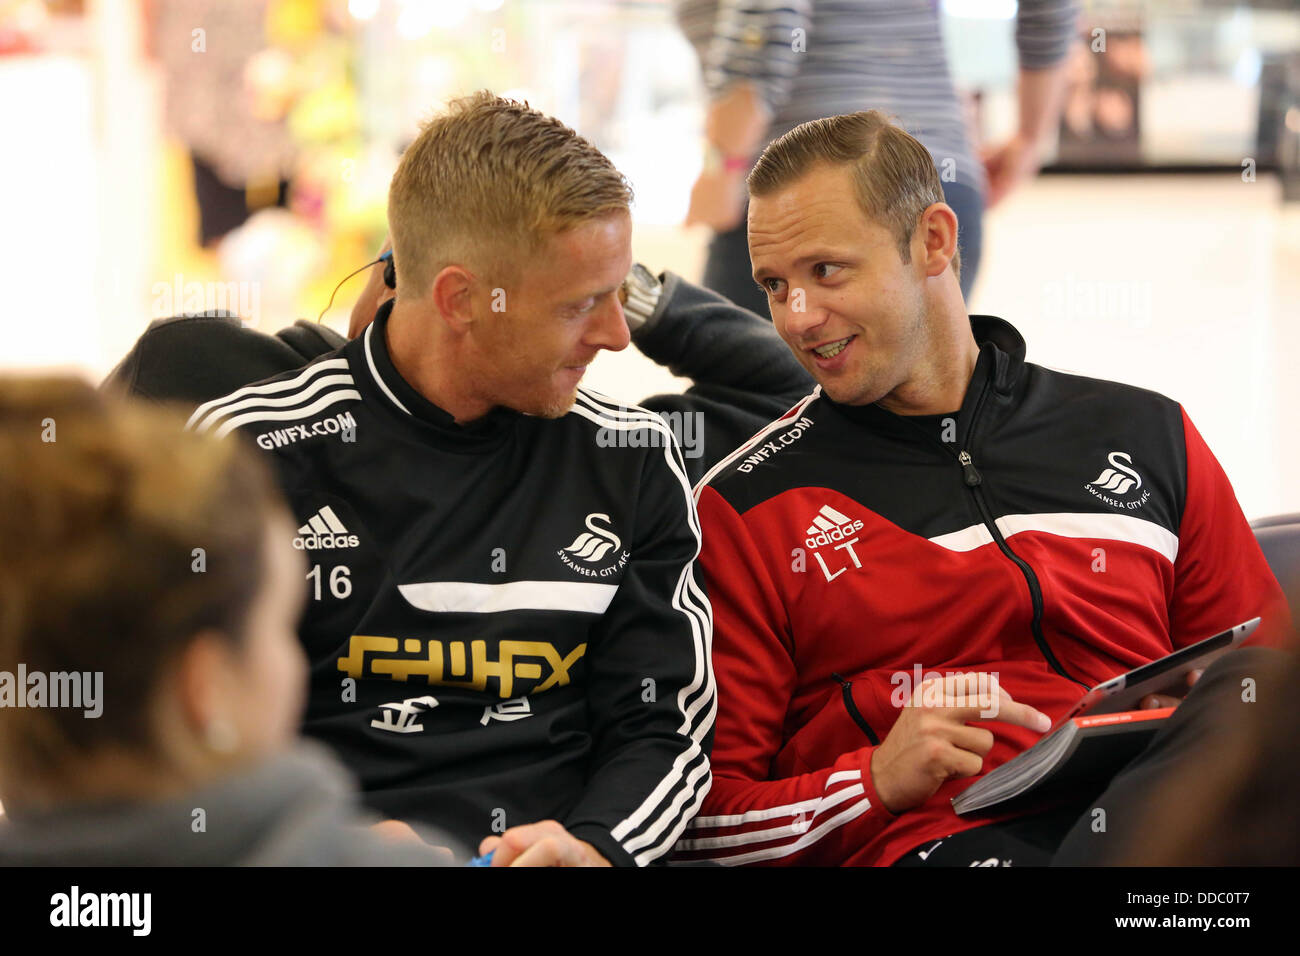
[1251, 514, 1300, 611]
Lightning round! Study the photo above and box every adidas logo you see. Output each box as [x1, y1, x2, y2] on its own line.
[804, 504, 864, 549]
[293, 505, 359, 551]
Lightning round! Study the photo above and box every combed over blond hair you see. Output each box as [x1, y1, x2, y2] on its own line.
[387, 90, 633, 298]
[748, 110, 960, 282]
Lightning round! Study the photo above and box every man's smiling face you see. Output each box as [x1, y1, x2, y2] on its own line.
[748, 162, 929, 407]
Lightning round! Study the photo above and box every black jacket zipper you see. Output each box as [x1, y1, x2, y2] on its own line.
[902, 378, 1089, 690]
[831, 673, 880, 745]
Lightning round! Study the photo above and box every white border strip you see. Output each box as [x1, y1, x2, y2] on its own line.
[363, 323, 412, 415]
[187, 358, 350, 432]
[692, 387, 822, 499]
[929, 511, 1179, 563]
[397, 580, 618, 615]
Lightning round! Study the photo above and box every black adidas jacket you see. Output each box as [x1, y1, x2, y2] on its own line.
[104, 273, 814, 484]
[188, 301, 715, 866]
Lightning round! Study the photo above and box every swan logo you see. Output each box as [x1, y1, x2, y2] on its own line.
[1089, 452, 1143, 495]
[557, 513, 630, 578]
[562, 513, 621, 562]
[1085, 451, 1151, 509]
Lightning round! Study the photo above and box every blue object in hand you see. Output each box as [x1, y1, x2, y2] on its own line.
[466, 850, 495, 867]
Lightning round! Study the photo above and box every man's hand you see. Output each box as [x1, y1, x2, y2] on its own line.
[369, 819, 456, 863]
[347, 237, 394, 339]
[703, 82, 771, 154]
[685, 81, 770, 232]
[1138, 667, 1204, 710]
[478, 820, 612, 867]
[370, 819, 425, 844]
[685, 168, 748, 232]
[979, 132, 1041, 209]
[869, 672, 1052, 815]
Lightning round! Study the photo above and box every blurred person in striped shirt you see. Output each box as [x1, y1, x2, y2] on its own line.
[677, 0, 1079, 313]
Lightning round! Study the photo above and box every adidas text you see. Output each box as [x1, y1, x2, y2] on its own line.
[806, 520, 864, 549]
[293, 533, 359, 551]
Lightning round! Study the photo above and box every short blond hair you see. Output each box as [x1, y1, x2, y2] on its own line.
[387, 91, 633, 298]
[748, 111, 960, 282]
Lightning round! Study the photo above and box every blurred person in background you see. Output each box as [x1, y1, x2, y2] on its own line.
[144, 0, 298, 248]
[0, 376, 457, 865]
[677, 0, 1079, 313]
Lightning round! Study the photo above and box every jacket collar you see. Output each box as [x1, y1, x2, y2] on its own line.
[820, 315, 1027, 436]
[353, 299, 521, 448]
[970, 314, 1026, 397]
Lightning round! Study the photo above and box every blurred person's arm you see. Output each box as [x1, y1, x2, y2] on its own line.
[981, 0, 1079, 208]
[685, 2, 811, 230]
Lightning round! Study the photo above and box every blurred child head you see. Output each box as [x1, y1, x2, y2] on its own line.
[0, 376, 307, 813]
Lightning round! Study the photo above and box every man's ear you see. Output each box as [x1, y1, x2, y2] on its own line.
[916, 202, 959, 279]
[430, 265, 477, 334]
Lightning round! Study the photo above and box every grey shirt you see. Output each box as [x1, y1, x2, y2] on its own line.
[0, 742, 461, 867]
[675, 0, 1080, 193]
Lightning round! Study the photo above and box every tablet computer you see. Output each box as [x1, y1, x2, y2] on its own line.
[1050, 617, 1260, 730]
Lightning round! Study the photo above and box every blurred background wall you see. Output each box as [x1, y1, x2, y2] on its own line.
[1, 0, 1297, 517]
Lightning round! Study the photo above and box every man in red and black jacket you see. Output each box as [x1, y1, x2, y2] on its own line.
[674, 110, 1292, 867]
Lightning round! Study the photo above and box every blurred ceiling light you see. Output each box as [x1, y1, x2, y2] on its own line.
[348, 0, 381, 21]
[942, 0, 1017, 19]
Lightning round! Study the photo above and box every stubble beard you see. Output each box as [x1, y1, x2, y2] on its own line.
[536, 386, 580, 419]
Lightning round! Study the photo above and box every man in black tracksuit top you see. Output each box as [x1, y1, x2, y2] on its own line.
[189, 94, 720, 866]
[190, 304, 713, 865]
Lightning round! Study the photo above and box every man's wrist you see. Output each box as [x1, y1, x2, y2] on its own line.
[565, 822, 637, 866]
[705, 145, 752, 176]
[866, 747, 902, 818]
[620, 263, 663, 333]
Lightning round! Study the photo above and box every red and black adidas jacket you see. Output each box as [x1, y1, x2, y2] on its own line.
[673, 315, 1291, 866]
